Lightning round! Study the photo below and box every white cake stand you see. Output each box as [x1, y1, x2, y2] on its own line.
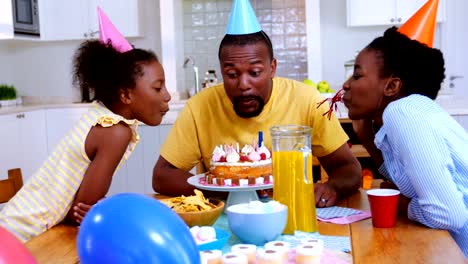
[187, 174, 273, 209]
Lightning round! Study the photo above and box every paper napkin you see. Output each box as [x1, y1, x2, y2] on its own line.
[316, 206, 362, 219]
[316, 206, 371, 224]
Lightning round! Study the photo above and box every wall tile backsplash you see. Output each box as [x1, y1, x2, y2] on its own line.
[183, 0, 307, 91]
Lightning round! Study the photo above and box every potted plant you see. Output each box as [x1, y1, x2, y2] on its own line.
[0, 84, 21, 106]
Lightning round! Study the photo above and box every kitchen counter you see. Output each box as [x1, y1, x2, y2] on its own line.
[1, 96, 467, 125]
[0, 102, 92, 115]
[0, 99, 188, 125]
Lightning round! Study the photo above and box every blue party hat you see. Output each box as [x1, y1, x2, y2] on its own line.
[226, 0, 262, 35]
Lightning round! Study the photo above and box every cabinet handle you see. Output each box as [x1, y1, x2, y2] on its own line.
[397, 17, 402, 22]
[16, 113, 25, 119]
[449, 75, 464, 88]
[390, 18, 395, 23]
[89, 30, 99, 37]
[84, 33, 88, 38]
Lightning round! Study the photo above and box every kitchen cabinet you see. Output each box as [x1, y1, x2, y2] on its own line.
[10, 0, 141, 41]
[0, 0, 14, 39]
[453, 115, 468, 131]
[0, 110, 48, 183]
[45, 107, 90, 153]
[39, 0, 141, 41]
[88, 0, 141, 39]
[107, 124, 173, 195]
[347, 0, 446, 27]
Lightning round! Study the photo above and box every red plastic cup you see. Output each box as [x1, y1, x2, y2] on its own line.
[367, 189, 400, 228]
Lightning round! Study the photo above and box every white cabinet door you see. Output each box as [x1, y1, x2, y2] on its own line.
[0, 110, 47, 183]
[454, 115, 468, 131]
[18, 110, 48, 182]
[140, 125, 160, 194]
[123, 126, 146, 194]
[0, 0, 14, 39]
[145, 125, 172, 193]
[396, 0, 446, 24]
[89, 0, 141, 38]
[347, 0, 395, 26]
[45, 107, 90, 153]
[30, 0, 140, 41]
[38, 1, 89, 40]
[347, 0, 446, 27]
[0, 113, 21, 180]
[107, 124, 173, 195]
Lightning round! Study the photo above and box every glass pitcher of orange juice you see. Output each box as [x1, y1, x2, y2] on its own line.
[270, 125, 318, 234]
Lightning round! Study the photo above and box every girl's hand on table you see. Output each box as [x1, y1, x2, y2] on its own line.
[73, 203, 93, 224]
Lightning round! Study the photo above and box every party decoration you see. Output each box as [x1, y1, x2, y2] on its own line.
[226, 0, 262, 35]
[77, 193, 200, 264]
[0, 226, 37, 264]
[97, 7, 133, 52]
[398, 0, 439, 47]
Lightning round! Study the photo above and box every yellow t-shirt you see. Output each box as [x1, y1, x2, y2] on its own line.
[160, 77, 348, 171]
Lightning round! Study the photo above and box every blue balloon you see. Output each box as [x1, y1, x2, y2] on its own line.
[77, 193, 201, 264]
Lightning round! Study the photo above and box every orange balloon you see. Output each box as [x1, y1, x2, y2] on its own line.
[398, 0, 439, 47]
[0, 227, 37, 264]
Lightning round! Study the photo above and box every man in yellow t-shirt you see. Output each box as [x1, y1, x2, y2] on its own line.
[153, 30, 361, 207]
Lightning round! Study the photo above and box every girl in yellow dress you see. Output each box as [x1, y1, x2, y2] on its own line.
[0, 28, 171, 242]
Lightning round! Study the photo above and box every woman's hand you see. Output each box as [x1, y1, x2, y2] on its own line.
[73, 203, 93, 224]
[314, 182, 338, 208]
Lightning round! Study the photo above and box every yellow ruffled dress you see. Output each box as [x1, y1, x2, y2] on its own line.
[0, 101, 139, 242]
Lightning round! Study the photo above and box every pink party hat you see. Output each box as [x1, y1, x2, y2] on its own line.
[97, 7, 133, 52]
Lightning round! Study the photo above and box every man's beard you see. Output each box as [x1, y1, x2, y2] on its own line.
[232, 95, 265, 118]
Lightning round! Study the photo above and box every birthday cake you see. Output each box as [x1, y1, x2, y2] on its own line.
[208, 142, 272, 185]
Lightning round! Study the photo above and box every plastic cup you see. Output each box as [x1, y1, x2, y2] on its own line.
[367, 189, 400, 228]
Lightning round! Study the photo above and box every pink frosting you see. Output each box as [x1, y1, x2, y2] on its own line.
[248, 151, 261, 161]
[212, 153, 223, 162]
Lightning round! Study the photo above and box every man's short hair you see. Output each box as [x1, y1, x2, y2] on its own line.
[218, 30, 274, 61]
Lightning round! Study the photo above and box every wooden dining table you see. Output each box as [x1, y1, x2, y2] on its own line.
[25, 189, 466, 264]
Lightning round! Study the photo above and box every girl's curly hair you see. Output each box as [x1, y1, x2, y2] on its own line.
[73, 40, 158, 105]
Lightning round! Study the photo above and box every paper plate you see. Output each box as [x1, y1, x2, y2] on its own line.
[198, 228, 230, 251]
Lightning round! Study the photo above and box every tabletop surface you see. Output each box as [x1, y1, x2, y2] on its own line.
[25, 191, 466, 264]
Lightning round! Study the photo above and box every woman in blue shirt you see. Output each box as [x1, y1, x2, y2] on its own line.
[342, 26, 468, 258]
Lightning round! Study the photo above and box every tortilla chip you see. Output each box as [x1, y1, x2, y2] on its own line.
[162, 189, 217, 213]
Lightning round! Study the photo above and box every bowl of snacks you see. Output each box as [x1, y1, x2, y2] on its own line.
[161, 190, 224, 227]
[226, 200, 287, 245]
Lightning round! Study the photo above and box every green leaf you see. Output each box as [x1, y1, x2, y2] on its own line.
[0, 84, 17, 100]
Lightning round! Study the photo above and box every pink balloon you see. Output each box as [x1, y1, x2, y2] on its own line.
[0, 227, 36, 264]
